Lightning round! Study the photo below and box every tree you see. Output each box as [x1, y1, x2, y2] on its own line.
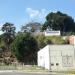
[21, 22, 42, 32]
[1, 22, 15, 51]
[42, 11, 75, 35]
[0, 35, 5, 50]
[34, 35, 46, 49]
[11, 33, 38, 64]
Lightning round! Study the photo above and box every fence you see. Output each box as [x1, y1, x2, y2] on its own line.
[0, 64, 32, 70]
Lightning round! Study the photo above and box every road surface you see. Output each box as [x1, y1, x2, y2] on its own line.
[0, 72, 65, 75]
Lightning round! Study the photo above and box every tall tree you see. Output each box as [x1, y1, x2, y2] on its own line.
[42, 11, 75, 35]
[1, 22, 16, 51]
[21, 22, 42, 32]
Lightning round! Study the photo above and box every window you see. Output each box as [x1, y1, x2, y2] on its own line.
[51, 63, 54, 66]
[56, 63, 59, 66]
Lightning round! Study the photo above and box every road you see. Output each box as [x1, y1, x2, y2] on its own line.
[0, 72, 65, 75]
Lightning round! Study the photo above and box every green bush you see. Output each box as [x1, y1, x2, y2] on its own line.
[45, 36, 67, 44]
[11, 33, 38, 64]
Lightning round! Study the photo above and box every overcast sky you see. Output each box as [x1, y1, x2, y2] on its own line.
[0, 0, 75, 34]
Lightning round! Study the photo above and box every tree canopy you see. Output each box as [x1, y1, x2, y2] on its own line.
[21, 22, 42, 32]
[11, 32, 38, 64]
[42, 11, 75, 35]
[1, 22, 16, 51]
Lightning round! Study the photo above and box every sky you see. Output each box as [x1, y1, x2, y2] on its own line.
[0, 0, 75, 34]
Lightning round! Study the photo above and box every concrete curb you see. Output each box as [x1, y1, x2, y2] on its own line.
[0, 70, 66, 75]
[0, 70, 74, 75]
[0, 70, 13, 73]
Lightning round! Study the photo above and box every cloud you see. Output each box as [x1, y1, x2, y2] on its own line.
[26, 8, 39, 18]
[26, 8, 48, 20]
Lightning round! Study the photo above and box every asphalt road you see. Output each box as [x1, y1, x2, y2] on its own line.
[0, 72, 64, 75]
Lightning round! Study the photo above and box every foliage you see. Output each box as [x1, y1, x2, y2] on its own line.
[11, 32, 38, 64]
[34, 35, 68, 49]
[0, 35, 5, 48]
[42, 11, 75, 35]
[34, 35, 46, 49]
[45, 36, 67, 44]
[1, 22, 15, 51]
[21, 22, 42, 32]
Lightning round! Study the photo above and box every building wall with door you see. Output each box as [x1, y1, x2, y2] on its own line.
[38, 45, 75, 71]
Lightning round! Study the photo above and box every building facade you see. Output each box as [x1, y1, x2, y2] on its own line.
[38, 45, 75, 71]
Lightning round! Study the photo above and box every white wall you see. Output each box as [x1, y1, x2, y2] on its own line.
[38, 45, 75, 71]
[44, 31, 60, 36]
[50, 50, 62, 70]
[38, 45, 50, 70]
[49, 45, 75, 70]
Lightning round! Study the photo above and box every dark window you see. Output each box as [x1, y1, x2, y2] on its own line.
[51, 63, 54, 66]
[56, 63, 59, 66]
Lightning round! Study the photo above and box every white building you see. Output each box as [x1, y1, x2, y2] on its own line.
[44, 27, 60, 36]
[37, 45, 75, 71]
[44, 31, 60, 36]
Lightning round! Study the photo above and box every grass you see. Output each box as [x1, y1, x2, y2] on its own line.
[54, 70, 75, 74]
[0, 64, 49, 72]
[17, 65, 49, 72]
[0, 64, 75, 74]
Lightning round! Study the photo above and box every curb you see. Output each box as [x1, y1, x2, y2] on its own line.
[0, 70, 64, 74]
[0, 70, 13, 73]
[0, 70, 71, 75]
